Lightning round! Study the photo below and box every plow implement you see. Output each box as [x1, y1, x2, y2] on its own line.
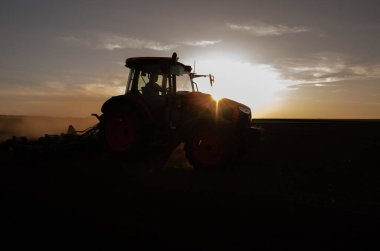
[3, 119, 101, 157]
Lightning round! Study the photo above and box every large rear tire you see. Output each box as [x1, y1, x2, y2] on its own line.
[101, 107, 145, 159]
[184, 123, 238, 171]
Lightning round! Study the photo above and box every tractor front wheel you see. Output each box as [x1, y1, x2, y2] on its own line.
[184, 124, 238, 171]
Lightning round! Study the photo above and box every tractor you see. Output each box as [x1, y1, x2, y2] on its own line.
[98, 53, 261, 170]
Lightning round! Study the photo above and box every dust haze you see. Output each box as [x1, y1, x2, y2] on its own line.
[0, 115, 98, 141]
[0, 114, 193, 169]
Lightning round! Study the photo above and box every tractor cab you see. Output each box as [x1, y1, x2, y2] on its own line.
[125, 54, 193, 96]
[121, 53, 218, 128]
[124, 54, 215, 95]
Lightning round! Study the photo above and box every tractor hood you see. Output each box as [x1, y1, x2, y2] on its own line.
[177, 91, 252, 128]
[178, 91, 250, 113]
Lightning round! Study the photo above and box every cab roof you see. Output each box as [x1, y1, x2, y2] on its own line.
[125, 57, 192, 74]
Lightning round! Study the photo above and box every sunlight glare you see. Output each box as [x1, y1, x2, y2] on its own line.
[211, 93, 222, 102]
[191, 59, 288, 114]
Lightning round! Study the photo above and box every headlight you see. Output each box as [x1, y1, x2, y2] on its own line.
[238, 106, 251, 114]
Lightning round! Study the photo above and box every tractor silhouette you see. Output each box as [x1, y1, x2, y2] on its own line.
[98, 53, 261, 170]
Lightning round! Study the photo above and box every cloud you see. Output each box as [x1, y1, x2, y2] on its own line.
[42, 81, 67, 92]
[0, 75, 127, 104]
[61, 32, 222, 51]
[227, 22, 310, 36]
[97, 34, 178, 51]
[364, 102, 380, 106]
[272, 52, 380, 84]
[183, 40, 221, 47]
[61, 33, 178, 51]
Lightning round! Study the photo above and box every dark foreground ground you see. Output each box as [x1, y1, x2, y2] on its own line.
[1, 119, 380, 250]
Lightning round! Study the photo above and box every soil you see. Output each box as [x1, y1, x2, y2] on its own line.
[1, 119, 380, 250]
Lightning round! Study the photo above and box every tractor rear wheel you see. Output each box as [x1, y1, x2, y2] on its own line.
[101, 107, 144, 158]
[184, 124, 238, 171]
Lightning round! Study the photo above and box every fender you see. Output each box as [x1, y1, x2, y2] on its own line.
[101, 94, 158, 127]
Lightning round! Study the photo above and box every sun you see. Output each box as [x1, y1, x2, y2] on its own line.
[189, 59, 287, 114]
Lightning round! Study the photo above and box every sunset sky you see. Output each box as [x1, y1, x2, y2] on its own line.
[1, 0, 380, 118]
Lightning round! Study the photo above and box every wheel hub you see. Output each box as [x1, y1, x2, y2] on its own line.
[105, 114, 135, 151]
[194, 134, 224, 166]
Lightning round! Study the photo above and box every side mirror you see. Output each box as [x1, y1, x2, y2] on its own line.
[209, 74, 215, 86]
[171, 52, 178, 63]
